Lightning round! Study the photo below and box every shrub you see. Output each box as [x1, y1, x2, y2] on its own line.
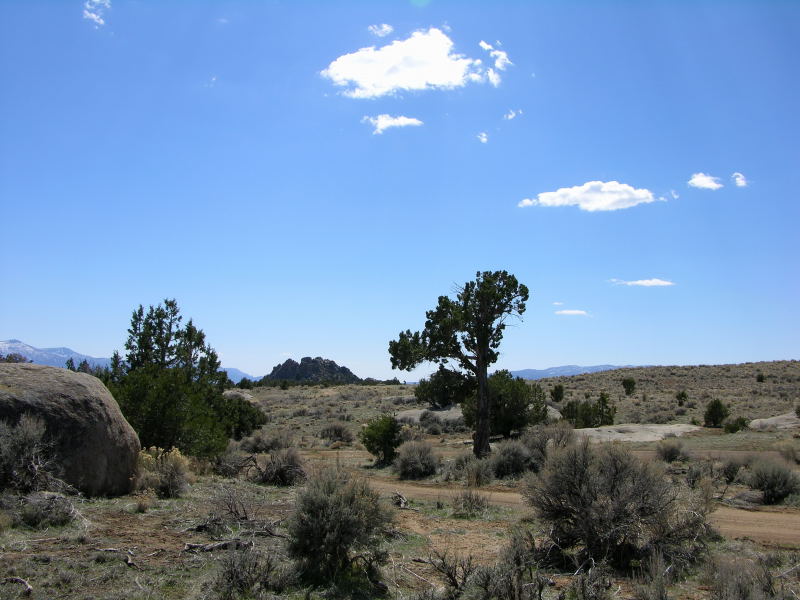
[395, 441, 438, 479]
[634, 553, 670, 600]
[213, 443, 250, 478]
[137, 447, 190, 498]
[706, 555, 776, 600]
[520, 421, 576, 472]
[562, 393, 616, 428]
[451, 488, 489, 518]
[550, 384, 565, 404]
[490, 439, 532, 479]
[523, 440, 711, 570]
[724, 417, 749, 434]
[287, 468, 391, 583]
[415, 366, 475, 409]
[776, 441, 800, 465]
[18, 492, 78, 528]
[0, 415, 64, 493]
[419, 411, 443, 435]
[240, 428, 293, 453]
[675, 391, 688, 406]
[720, 458, 745, 484]
[462, 371, 548, 438]
[251, 448, 305, 487]
[655, 439, 685, 463]
[213, 549, 289, 600]
[704, 399, 730, 428]
[622, 377, 637, 396]
[748, 460, 799, 504]
[465, 458, 494, 487]
[319, 422, 354, 444]
[359, 415, 402, 465]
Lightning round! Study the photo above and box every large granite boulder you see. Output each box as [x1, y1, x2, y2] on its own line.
[0, 363, 140, 496]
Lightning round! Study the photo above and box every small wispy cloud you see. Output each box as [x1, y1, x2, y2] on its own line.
[368, 23, 394, 38]
[477, 132, 488, 144]
[555, 309, 588, 316]
[217, 17, 229, 25]
[479, 40, 512, 71]
[519, 180, 660, 212]
[732, 172, 748, 187]
[688, 172, 723, 190]
[610, 278, 675, 287]
[83, 0, 110, 27]
[552, 301, 564, 306]
[503, 109, 522, 120]
[362, 114, 423, 134]
[670, 190, 680, 200]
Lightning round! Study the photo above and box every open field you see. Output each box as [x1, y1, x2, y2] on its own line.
[3, 361, 800, 599]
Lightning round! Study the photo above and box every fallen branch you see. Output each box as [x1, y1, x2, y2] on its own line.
[183, 539, 254, 553]
[2, 577, 33, 596]
[391, 491, 420, 511]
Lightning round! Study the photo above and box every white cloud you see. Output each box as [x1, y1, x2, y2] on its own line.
[688, 172, 723, 190]
[487, 68, 501, 87]
[83, 0, 110, 26]
[610, 278, 675, 287]
[477, 132, 488, 144]
[555, 309, 588, 316]
[479, 40, 512, 71]
[732, 172, 748, 187]
[518, 180, 659, 212]
[552, 301, 564, 306]
[670, 190, 680, 200]
[323, 28, 499, 99]
[503, 109, 522, 120]
[362, 114, 423, 134]
[217, 17, 229, 25]
[368, 23, 394, 38]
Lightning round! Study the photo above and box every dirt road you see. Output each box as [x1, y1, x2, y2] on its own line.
[367, 478, 800, 547]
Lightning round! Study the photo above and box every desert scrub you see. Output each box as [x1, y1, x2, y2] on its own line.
[748, 459, 799, 505]
[319, 421, 354, 444]
[287, 468, 392, 584]
[359, 415, 402, 465]
[250, 448, 305, 487]
[240, 427, 293, 453]
[136, 447, 190, 498]
[655, 438, 685, 463]
[0, 415, 65, 493]
[395, 441, 438, 479]
[451, 488, 489, 518]
[490, 439, 532, 479]
[520, 421, 576, 472]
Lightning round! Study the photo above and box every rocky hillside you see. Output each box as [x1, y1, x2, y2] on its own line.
[266, 356, 360, 383]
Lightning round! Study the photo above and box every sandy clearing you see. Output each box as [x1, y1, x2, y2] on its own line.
[575, 423, 702, 442]
[750, 412, 800, 431]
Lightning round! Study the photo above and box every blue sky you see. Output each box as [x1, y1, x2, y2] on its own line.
[1, 1, 798, 380]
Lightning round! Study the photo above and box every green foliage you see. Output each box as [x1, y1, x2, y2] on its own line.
[388, 270, 529, 457]
[622, 377, 637, 396]
[462, 370, 548, 438]
[723, 416, 749, 434]
[748, 460, 799, 504]
[675, 390, 688, 406]
[550, 383, 565, 404]
[0, 353, 30, 363]
[414, 365, 476, 409]
[703, 399, 730, 428]
[358, 415, 402, 464]
[562, 392, 616, 428]
[490, 439, 532, 479]
[287, 468, 391, 583]
[108, 299, 266, 457]
[756, 372, 765, 383]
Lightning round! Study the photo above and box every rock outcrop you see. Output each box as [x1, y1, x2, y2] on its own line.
[0, 364, 140, 496]
[266, 357, 360, 383]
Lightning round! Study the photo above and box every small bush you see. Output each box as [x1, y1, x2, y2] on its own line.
[213, 443, 250, 478]
[251, 448, 305, 487]
[634, 553, 670, 600]
[359, 415, 402, 465]
[520, 421, 576, 472]
[451, 488, 490, 518]
[655, 439, 685, 463]
[419, 411, 443, 435]
[622, 377, 637, 396]
[720, 458, 745, 484]
[0, 415, 64, 493]
[395, 441, 437, 479]
[287, 468, 391, 583]
[675, 391, 688, 406]
[465, 458, 494, 487]
[490, 439, 532, 479]
[706, 555, 775, 600]
[240, 428, 293, 453]
[137, 447, 190, 498]
[704, 399, 730, 428]
[748, 460, 799, 505]
[776, 441, 800, 465]
[213, 549, 289, 600]
[724, 417, 749, 434]
[319, 421, 354, 444]
[18, 492, 78, 529]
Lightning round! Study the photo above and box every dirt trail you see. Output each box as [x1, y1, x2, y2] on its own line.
[366, 478, 800, 547]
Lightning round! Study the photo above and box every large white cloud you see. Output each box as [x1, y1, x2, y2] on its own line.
[518, 181, 659, 212]
[83, 0, 110, 26]
[361, 114, 423, 134]
[688, 172, 723, 190]
[610, 278, 675, 287]
[322, 28, 503, 98]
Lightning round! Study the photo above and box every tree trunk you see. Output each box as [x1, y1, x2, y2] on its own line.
[473, 360, 491, 458]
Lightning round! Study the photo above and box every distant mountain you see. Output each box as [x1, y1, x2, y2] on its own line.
[508, 365, 631, 380]
[223, 368, 262, 384]
[266, 356, 360, 383]
[0, 339, 111, 369]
